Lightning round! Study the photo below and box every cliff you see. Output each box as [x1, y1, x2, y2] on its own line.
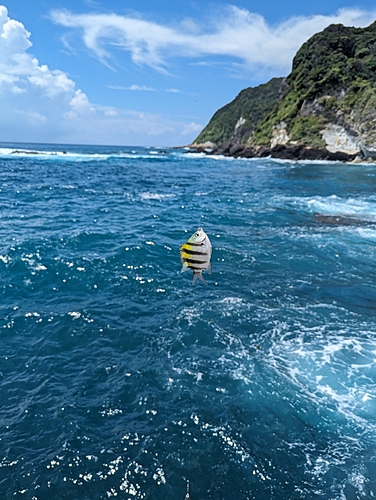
[193, 78, 283, 147]
[192, 21, 376, 161]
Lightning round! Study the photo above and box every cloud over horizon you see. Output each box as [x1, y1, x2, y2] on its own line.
[0, 5, 201, 145]
[51, 6, 376, 73]
[2, 3, 376, 145]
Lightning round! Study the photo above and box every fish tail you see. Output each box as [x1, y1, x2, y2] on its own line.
[192, 272, 207, 285]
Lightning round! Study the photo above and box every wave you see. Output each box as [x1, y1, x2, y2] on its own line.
[139, 192, 176, 201]
[0, 146, 172, 161]
[273, 194, 376, 225]
[0, 147, 109, 161]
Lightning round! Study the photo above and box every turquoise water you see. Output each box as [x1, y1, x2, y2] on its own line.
[1, 143, 376, 499]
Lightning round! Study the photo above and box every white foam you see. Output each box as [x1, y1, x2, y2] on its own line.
[0, 147, 168, 162]
[34, 264, 47, 271]
[0, 147, 85, 158]
[308, 196, 376, 218]
[265, 318, 376, 432]
[280, 194, 376, 219]
[352, 227, 376, 240]
[139, 192, 175, 201]
[68, 312, 81, 319]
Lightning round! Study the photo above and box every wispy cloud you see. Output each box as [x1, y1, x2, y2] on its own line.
[108, 84, 180, 93]
[181, 122, 203, 136]
[108, 84, 156, 91]
[0, 6, 200, 145]
[128, 84, 156, 91]
[82, 0, 101, 6]
[50, 6, 376, 73]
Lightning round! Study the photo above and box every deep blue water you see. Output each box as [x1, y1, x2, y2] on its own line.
[1, 142, 376, 499]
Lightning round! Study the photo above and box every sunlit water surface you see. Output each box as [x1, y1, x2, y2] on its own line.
[1, 143, 376, 499]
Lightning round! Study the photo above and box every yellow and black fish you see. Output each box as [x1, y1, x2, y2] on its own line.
[180, 227, 212, 284]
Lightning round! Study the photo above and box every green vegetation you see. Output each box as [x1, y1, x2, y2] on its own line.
[194, 78, 283, 145]
[194, 21, 376, 150]
[253, 22, 376, 146]
[289, 116, 326, 148]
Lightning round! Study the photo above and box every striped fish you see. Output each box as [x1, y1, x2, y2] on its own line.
[180, 227, 212, 284]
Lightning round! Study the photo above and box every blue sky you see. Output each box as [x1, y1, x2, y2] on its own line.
[1, 1, 376, 146]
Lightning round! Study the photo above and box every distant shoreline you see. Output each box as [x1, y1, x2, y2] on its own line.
[187, 141, 376, 164]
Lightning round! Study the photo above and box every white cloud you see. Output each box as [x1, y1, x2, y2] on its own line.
[0, 5, 94, 139]
[50, 6, 376, 73]
[108, 84, 179, 93]
[4, 4, 376, 146]
[0, 5, 196, 145]
[128, 84, 156, 91]
[181, 122, 203, 136]
[104, 108, 118, 117]
[0, 6, 31, 57]
[108, 85, 127, 90]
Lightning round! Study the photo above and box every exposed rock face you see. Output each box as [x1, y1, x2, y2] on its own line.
[192, 22, 376, 162]
[200, 141, 356, 162]
[321, 124, 360, 154]
[360, 144, 376, 159]
[234, 117, 246, 141]
[189, 141, 216, 152]
[271, 122, 290, 148]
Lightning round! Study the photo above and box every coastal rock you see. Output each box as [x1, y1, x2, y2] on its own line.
[189, 141, 216, 152]
[228, 144, 245, 156]
[270, 121, 290, 148]
[321, 124, 361, 155]
[360, 144, 376, 160]
[205, 142, 356, 162]
[192, 22, 376, 162]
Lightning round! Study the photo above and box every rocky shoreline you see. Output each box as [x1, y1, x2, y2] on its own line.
[189, 141, 364, 162]
[191, 23, 376, 164]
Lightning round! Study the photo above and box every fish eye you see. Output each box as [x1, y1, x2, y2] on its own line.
[196, 232, 199, 236]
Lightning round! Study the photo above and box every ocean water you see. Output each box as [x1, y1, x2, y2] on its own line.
[1, 143, 376, 499]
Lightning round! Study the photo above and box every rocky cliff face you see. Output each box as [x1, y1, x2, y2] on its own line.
[193, 22, 376, 161]
[192, 78, 283, 148]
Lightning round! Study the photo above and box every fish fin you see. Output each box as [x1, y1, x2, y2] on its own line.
[206, 263, 212, 275]
[193, 272, 207, 285]
[181, 264, 190, 273]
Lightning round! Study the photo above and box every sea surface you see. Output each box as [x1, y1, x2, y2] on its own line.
[1, 142, 376, 499]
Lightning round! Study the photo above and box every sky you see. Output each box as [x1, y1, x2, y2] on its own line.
[1, 1, 376, 146]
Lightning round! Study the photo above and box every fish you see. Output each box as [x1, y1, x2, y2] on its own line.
[180, 227, 212, 284]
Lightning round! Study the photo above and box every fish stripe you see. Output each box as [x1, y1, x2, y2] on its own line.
[183, 242, 203, 248]
[183, 263, 208, 270]
[181, 252, 207, 263]
[182, 248, 208, 256]
[183, 258, 208, 265]
[183, 263, 209, 270]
